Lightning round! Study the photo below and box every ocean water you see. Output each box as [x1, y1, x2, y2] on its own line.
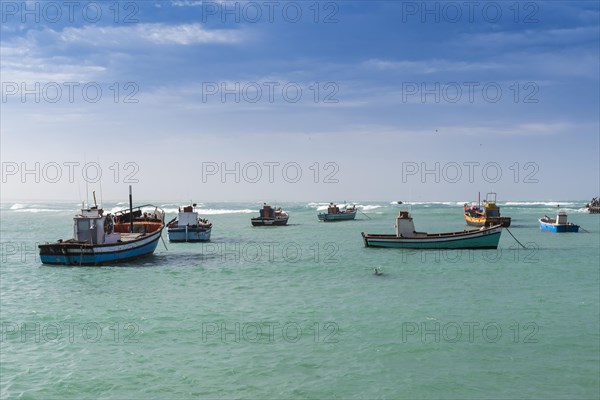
[1, 200, 599, 399]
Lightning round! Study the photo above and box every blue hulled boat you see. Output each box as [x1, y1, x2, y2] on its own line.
[39, 189, 165, 265]
[167, 204, 212, 242]
[539, 212, 579, 233]
[362, 211, 502, 249]
[318, 203, 357, 222]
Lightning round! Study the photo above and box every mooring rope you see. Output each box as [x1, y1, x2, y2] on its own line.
[160, 234, 169, 251]
[359, 209, 372, 220]
[505, 227, 526, 249]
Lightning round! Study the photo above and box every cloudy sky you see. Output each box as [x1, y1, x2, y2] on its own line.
[1, 1, 598, 202]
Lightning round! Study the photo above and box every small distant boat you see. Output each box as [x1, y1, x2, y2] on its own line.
[38, 188, 165, 266]
[464, 192, 511, 227]
[393, 201, 403, 205]
[362, 211, 502, 249]
[586, 196, 600, 214]
[318, 203, 357, 222]
[167, 203, 212, 242]
[539, 212, 580, 233]
[251, 203, 289, 226]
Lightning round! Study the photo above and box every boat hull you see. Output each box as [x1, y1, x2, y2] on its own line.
[39, 228, 163, 266]
[464, 214, 511, 227]
[168, 227, 211, 242]
[362, 226, 502, 249]
[251, 217, 288, 226]
[539, 220, 579, 233]
[318, 212, 356, 222]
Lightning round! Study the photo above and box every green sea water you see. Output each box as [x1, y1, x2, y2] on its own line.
[1, 200, 599, 399]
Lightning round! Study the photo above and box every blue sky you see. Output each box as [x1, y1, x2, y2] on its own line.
[1, 1, 599, 202]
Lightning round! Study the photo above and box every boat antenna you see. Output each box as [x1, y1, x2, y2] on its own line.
[98, 157, 103, 208]
[129, 185, 134, 233]
[408, 180, 413, 213]
[93, 191, 97, 208]
[84, 154, 89, 207]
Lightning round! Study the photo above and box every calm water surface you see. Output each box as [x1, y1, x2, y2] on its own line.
[1, 200, 599, 399]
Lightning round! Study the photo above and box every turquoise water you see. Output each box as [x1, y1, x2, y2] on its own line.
[1, 200, 599, 399]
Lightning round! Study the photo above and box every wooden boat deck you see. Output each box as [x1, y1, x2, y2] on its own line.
[119, 233, 147, 242]
[113, 221, 163, 234]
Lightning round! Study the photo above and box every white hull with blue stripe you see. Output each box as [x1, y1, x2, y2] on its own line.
[168, 226, 212, 242]
[39, 194, 166, 266]
[167, 204, 212, 242]
[39, 228, 163, 265]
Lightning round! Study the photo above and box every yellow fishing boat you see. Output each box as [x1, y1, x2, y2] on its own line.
[464, 192, 511, 227]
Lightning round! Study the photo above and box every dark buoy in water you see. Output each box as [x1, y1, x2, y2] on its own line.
[373, 267, 383, 276]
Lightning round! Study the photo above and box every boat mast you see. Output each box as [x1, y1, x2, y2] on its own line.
[84, 154, 89, 207]
[98, 161, 103, 209]
[129, 185, 134, 233]
[478, 192, 480, 210]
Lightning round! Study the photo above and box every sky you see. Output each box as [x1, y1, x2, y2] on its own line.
[1, 0, 599, 203]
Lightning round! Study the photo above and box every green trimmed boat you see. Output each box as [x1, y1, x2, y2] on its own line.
[318, 203, 357, 222]
[362, 211, 502, 249]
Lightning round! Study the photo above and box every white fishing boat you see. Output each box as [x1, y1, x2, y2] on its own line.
[39, 188, 165, 265]
[167, 204, 212, 242]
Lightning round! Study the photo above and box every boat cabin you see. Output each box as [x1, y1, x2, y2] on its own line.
[178, 205, 199, 226]
[556, 211, 568, 224]
[73, 207, 119, 245]
[328, 203, 340, 214]
[484, 202, 500, 217]
[260, 204, 276, 219]
[395, 211, 417, 236]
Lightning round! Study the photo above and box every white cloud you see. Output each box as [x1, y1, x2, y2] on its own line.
[170, 1, 205, 6]
[363, 59, 501, 74]
[59, 23, 242, 46]
[442, 121, 577, 137]
[0, 23, 244, 83]
[0, 39, 107, 82]
[459, 26, 599, 48]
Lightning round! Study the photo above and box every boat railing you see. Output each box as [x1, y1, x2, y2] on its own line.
[113, 204, 165, 221]
[113, 204, 165, 214]
[485, 192, 498, 203]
